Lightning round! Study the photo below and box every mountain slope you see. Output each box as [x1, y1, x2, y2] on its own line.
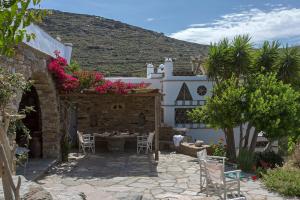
[39, 10, 208, 77]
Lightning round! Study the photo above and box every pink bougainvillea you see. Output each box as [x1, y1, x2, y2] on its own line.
[48, 53, 79, 91]
[48, 51, 149, 94]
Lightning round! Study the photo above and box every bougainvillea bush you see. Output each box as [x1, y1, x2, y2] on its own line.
[48, 51, 148, 94]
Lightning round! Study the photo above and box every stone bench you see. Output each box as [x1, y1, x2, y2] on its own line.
[178, 142, 210, 157]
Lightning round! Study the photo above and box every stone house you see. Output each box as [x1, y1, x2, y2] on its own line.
[0, 24, 72, 159]
[1, 24, 163, 160]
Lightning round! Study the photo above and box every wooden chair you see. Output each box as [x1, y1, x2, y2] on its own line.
[197, 151, 242, 200]
[137, 132, 155, 154]
[77, 131, 95, 154]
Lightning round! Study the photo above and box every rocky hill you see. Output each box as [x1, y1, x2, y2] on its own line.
[39, 10, 208, 77]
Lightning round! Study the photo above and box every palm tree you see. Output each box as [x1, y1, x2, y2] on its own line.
[230, 35, 252, 78]
[277, 45, 300, 87]
[205, 35, 253, 83]
[205, 38, 231, 83]
[252, 41, 280, 74]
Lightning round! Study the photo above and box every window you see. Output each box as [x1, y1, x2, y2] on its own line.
[197, 85, 207, 96]
[175, 108, 194, 124]
[176, 83, 193, 101]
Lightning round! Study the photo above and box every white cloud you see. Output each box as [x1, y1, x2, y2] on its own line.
[146, 18, 155, 22]
[170, 7, 300, 45]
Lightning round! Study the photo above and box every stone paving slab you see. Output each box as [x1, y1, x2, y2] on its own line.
[36, 152, 299, 200]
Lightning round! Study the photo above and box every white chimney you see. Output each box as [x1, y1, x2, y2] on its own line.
[147, 63, 154, 78]
[164, 58, 173, 78]
[64, 43, 73, 64]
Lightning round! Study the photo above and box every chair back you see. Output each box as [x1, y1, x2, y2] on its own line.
[203, 159, 224, 185]
[197, 149, 207, 161]
[77, 131, 84, 143]
[147, 132, 155, 143]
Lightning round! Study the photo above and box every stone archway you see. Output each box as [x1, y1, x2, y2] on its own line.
[30, 69, 61, 159]
[1, 45, 62, 159]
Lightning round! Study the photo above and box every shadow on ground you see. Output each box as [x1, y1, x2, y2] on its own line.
[39, 152, 158, 181]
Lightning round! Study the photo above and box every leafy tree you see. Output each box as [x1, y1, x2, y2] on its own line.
[245, 73, 300, 151]
[188, 76, 245, 160]
[0, 0, 44, 56]
[191, 36, 300, 160]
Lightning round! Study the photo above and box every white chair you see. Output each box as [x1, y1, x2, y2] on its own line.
[197, 151, 242, 200]
[197, 149, 208, 191]
[137, 132, 155, 154]
[77, 131, 95, 154]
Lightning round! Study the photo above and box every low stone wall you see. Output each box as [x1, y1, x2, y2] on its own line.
[178, 142, 209, 157]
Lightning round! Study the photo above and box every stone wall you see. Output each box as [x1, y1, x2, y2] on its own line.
[75, 95, 156, 134]
[0, 44, 62, 159]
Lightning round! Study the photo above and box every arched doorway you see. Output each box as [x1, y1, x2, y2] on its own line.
[16, 86, 43, 158]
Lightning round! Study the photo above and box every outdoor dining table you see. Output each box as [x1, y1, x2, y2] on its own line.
[93, 132, 139, 152]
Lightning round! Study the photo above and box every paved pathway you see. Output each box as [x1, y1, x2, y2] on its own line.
[36, 152, 298, 200]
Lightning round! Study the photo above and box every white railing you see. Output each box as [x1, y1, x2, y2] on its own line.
[174, 100, 206, 106]
[175, 123, 206, 129]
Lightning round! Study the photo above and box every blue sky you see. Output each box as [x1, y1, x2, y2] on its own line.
[38, 0, 300, 45]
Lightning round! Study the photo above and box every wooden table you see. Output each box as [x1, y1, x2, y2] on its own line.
[93, 132, 139, 152]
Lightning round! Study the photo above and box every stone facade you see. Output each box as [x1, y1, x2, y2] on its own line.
[0, 44, 62, 159]
[74, 95, 156, 134]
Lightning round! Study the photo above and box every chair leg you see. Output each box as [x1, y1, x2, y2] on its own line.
[82, 145, 86, 154]
[200, 169, 203, 191]
[205, 182, 208, 197]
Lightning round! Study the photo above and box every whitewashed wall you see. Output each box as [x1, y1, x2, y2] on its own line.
[107, 59, 253, 147]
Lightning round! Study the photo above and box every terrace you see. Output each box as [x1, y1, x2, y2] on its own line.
[35, 152, 290, 200]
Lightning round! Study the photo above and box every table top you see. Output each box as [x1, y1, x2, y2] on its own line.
[93, 132, 139, 139]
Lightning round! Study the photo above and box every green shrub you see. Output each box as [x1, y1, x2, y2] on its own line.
[262, 167, 300, 197]
[288, 136, 300, 155]
[210, 138, 226, 157]
[237, 148, 256, 172]
[255, 167, 267, 177]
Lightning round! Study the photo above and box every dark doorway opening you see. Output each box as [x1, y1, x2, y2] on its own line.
[16, 86, 42, 158]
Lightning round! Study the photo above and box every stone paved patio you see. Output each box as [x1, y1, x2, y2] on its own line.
[36, 152, 298, 200]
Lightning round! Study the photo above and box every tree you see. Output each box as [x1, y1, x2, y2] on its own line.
[0, 0, 44, 56]
[191, 36, 300, 160]
[252, 41, 280, 73]
[188, 76, 245, 160]
[240, 41, 281, 149]
[199, 35, 252, 159]
[205, 35, 252, 83]
[244, 73, 300, 151]
[277, 45, 300, 87]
